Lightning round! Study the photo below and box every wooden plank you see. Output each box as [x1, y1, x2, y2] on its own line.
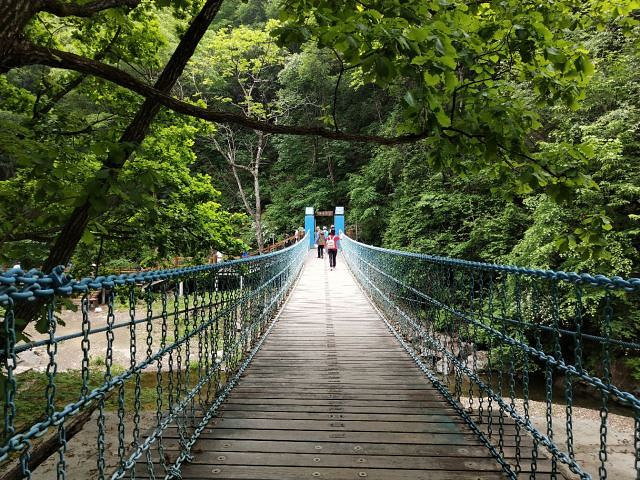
[225, 393, 445, 401]
[222, 398, 462, 407]
[217, 412, 463, 422]
[167, 451, 505, 471]
[136, 465, 505, 479]
[230, 386, 439, 393]
[155, 439, 496, 457]
[207, 418, 468, 433]
[162, 426, 483, 446]
[219, 403, 460, 414]
[144, 438, 553, 469]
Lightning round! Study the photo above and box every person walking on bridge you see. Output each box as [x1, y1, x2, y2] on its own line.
[326, 228, 340, 270]
[315, 227, 326, 258]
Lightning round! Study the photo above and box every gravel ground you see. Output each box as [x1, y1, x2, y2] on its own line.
[461, 396, 638, 479]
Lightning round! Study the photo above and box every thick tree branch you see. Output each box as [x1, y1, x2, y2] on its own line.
[40, 0, 140, 17]
[229, 162, 255, 216]
[32, 27, 122, 121]
[330, 48, 344, 133]
[7, 43, 437, 146]
[1, 228, 61, 243]
[229, 161, 253, 174]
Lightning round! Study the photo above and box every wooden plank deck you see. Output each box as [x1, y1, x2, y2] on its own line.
[139, 252, 518, 479]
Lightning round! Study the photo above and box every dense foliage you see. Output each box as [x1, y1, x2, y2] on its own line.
[0, 0, 638, 373]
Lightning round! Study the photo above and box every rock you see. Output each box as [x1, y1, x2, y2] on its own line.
[466, 350, 490, 372]
[453, 341, 473, 358]
[436, 358, 451, 375]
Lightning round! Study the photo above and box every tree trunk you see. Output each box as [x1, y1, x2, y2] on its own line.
[0, 1, 39, 68]
[254, 208, 264, 254]
[94, 235, 105, 276]
[0, 391, 113, 480]
[252, 132, 266, 254]
[253, 173, 264, 254]
[9, 0, 225, 335]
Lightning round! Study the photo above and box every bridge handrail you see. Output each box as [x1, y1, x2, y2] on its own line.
[341, 236, 640, 292]
[0, 239, 305, 305]
[0, 235, 308, 478]
[341, 234, 640, 480]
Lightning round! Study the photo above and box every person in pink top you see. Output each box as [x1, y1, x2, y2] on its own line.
[326, 228, 340, 270]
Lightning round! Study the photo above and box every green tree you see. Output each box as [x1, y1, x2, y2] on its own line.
[188, 22, 286, 252]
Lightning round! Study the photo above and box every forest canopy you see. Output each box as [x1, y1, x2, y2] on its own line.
[0, 0, 637, 281]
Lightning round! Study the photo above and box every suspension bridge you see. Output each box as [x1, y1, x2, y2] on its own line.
[0, 216, 639, 479]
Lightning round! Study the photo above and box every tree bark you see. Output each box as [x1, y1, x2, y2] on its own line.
[6, 41, 439, 146]
[31, 27, 122, 122]
[1, 0, 468, 147]
[229, 162, 254, 217]
[0, 0, 136, 71]
[0, 392, 113, 480]
[0, 1, 39, 63]
[216, 132, 265, 254]
[252, 131, 266, 254]
[41, 0, 140, 17]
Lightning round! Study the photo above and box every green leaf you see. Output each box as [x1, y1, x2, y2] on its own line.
[423, 72, 440, 86]
[406, 27, 429, 42]
[374, 57, 393, 82]
[81, 229, 95, 246]
[435, 108, 451, 127]
[444, 71, 457, 89]
[438, 55, 456, 69]
[404, 91, 418, 108]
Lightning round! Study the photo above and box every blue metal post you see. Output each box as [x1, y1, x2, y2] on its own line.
[305, 207, 315, 248]
[334, 206, 345, 235]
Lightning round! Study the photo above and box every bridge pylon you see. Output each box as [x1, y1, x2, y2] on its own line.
[304, 207, 315, 247]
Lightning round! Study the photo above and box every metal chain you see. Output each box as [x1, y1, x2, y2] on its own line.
[56, 424, 67, 480]
[3, 299, 17, 444]
[20, 445, 32, 480]
[4, 235, 637, 480]
[80, 294, 91, 399]
[599, 293, 613, 479]
[45, 299, 58, 421]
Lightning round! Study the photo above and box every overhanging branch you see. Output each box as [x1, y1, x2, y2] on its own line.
[40, 0, 140, 17]
[8, 43, 436, 145]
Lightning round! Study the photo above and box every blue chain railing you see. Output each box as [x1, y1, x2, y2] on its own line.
[342, 234, 640, 480]
[0, 236, 307, 479]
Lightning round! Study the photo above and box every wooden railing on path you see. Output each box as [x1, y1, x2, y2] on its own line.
[253, 234, 301, 256]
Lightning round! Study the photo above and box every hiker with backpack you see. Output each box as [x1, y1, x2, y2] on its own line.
[326, 228, 340, 270]
[315, 227, 326, 258]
